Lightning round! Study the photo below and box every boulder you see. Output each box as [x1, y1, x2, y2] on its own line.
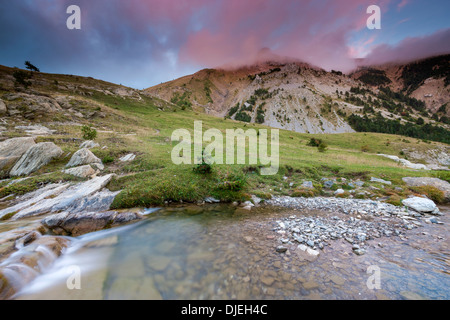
[402, 197, 440, 215]
[0, 99, 6, 115]
[42, 211, 142, 237]
[402, 177, 450, 202]
[10, 142, 63, 176]
[66, 148, 102, 168]
[63, 165, 97, 178]
[0, 137, 36, 171]
[80, 140, 100, 149]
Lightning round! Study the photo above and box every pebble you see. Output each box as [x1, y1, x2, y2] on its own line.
[276, 246, 287, 253]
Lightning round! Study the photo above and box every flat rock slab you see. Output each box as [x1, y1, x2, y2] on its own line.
[119, 154, 136, 162]
[370, 177, 392, 185]
[15, 125, 56, 136]
[10, 142, 63, 176]
[0, 175, 114, 220]
[0, 137, 36, 171]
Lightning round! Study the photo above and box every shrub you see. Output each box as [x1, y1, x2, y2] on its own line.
[81, 125, 97, 140]
[13, 70, 32, 89]
[291, 188, 319, 198]
[193, 149, 212, 174]
[318, 142, 328, 153]
[215, 171, 247, 192]
[307, 138, 322, 147]
[102, 155, 114, 164]
[361, 145, 370, 152]
[409, 186, 445, 204]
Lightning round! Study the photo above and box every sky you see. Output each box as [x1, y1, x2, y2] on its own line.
[0, 0, 449, 89]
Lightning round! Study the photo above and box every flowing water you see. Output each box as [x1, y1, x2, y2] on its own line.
[12, 205, 450, 300]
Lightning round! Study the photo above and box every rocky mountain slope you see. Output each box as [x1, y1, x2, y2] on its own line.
[145, 55, 450, 136]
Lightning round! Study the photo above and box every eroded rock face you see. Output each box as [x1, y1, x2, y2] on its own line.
[2, 93, 62, 120]
[9, 142, 63, 176]
[42, 211, 142, 237]
[402, 177, 450, 202]
[66, 148, 102, 168]
[0, 137, 36, 172]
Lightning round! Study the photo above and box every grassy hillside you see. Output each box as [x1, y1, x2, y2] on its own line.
[0, 66, 449, 210]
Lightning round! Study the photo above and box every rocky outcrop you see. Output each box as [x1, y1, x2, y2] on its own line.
[2, 93, 62, 120]
[0, 137, 36, 172]
[9, 142, 63, 176]
[0, 175, 114, 220]
[66, 148, 103, 169]
[402, 177, 450, 202]
[63, 165, 97, 178]
[402, 197, 440, 215]
[42, 211, 142, 237]
[378, 154, 429, 170]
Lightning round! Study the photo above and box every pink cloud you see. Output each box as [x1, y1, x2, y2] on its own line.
[398, 0, 409, 9]
[178, 0, 390, 72]
[363, 28, 450, 66]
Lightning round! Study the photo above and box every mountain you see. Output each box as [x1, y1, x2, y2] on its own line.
[145, 54, 450, 136]
[352, 54, 450, 116]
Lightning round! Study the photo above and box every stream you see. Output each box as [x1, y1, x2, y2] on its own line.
[11, 204, 450, 300]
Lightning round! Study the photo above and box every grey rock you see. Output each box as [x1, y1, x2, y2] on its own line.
[402, 197, 439, 214]
[15, 125, 56, 136]
[0, 175, 114, 220]
[302, 181, 314, 189]
[276, 246, 287, 253]
[10, 142, 63, 176]
[355, 181, 365, 187]
[334, 189, 345, 195]
[353, 248, 366, 256]
[63, 165, 97, 178]
[204, 197, 220, 203]
[323, 180, 334, 189]
[80, 140, 100, 149]
[370, 177, 392, 185]
[66, 148, 102, 168]
[42, 210, 142, 237]
[119, 154, 136, 162]
[0, 137, 36, 171]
